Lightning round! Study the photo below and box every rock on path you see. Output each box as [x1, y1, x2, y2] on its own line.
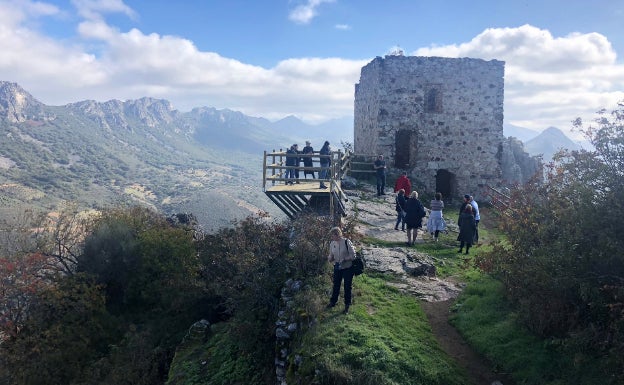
[345, 187, 463, 302]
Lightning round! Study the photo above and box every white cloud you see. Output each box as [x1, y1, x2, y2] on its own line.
[1, 2, 623, 135]
[71, 0, 136, 21]
[0, 0, 60, 26]
[288, 0, 335, 25]
[414, 24, 624, 139]
[335, 24, 350, 30]
[0, 0, 364, 122]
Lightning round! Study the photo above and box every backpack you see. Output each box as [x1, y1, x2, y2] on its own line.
[345, 239, 365, 276]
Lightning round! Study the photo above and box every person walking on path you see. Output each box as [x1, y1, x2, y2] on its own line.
[458, 204, 476, 254]
[394, 189, 407, 231]
[469, 195, 480, 244]
[302, 140, 315, 179]
[404, 191, 426, 246]
[326, 227, 356, 314]
[394, 171, 411, 196]
[427, 192, 447, 241]
[319, 141, 331, 189]
[374, 154, 387, 196]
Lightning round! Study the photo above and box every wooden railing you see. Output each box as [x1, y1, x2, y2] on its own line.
[262, 149, 351, 190]
[262, 149, 353, 219]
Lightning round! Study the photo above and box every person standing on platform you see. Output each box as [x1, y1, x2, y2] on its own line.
[285, 144, 298, 184]
[293, 143, 301, 183]
[302, 140, 315, 179]
[319, 141, 331, 189]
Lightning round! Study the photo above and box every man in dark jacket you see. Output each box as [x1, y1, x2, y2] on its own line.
[319, 141, 331, 189]
[374, 154, 387, 196]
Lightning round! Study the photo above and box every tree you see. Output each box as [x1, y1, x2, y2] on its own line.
[0, 204, 96, 277]
[198, 213, 290, 317]
[78, 206, 202, 316]
[197, 213, 290, 379]
[0, 274, 116, 385]
[477, 102, 624, 380]
[0, 252, 49, 339]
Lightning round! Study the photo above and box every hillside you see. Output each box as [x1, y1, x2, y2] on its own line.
[0, 81, 353, 230]
[167, 186, 516, 385]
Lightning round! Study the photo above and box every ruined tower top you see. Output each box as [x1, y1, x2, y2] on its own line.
[353, 55, 505, 200]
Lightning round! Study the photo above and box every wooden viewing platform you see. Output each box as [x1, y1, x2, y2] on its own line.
[262, 149, 351, 220]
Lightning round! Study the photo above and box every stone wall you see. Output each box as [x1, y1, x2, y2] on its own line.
[354, 55, 505, 200]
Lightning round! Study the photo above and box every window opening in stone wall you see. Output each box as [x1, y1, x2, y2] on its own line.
[394, 129, 412, 168]
[425, 86, 442, 113]
[435, 169, 456, 201]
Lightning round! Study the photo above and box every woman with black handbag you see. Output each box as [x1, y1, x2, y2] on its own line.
[326, 227, 356, 314]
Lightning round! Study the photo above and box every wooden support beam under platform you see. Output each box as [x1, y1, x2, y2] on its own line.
[264, 180, 346, 220]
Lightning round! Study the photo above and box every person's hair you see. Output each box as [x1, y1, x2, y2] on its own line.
[402, 171, 407, 176]
[398, 189, 405, 195]
[464, 205, 473, 213]
[435, 192, 442, 200]
[329, 227, 343, 237]
[410, 191, 418, 199]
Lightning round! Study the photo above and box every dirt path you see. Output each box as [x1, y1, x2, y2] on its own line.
[347, 189, 514, 385]
[420, 300, 514, 385]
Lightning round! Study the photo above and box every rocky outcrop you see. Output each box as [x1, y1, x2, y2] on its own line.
[500, 136, 542, 184]
[67, 97, 180, 132]
[0, 81, 52, 122]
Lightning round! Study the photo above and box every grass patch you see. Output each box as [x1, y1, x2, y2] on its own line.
[450, 274, 611, 385]
[167, 322, 271, 385]
[289, 274, 471, 385]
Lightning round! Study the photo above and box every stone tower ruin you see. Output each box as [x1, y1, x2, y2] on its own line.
[354, 55, 505, 200]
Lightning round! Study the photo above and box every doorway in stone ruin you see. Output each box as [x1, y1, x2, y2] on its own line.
[394, 129, 412, 168]
[435, 169, 456, 200]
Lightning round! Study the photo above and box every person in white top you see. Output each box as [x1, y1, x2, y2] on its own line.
[326, 227, 356, 314]
[469, 195, 480, 244]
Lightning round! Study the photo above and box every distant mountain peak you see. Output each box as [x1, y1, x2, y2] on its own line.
[0, 81, 49, 123]
[524, 126, 581, 161]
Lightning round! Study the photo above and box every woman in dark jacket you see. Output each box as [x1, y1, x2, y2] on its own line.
[458, 204, 476, 254]
[404, 191, 426, 246]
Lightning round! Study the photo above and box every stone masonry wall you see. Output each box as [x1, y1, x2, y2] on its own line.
[354, 55, 505, 200]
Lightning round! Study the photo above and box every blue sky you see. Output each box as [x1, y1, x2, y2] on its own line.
[1, 0, 623, 139]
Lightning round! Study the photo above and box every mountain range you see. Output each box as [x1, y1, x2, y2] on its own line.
[1, 80, 584, 229]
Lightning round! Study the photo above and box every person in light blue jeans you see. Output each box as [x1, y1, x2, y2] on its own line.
[394, 189, 407, 231]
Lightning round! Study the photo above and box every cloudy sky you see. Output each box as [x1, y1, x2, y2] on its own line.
[1, 0, 623, 139]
